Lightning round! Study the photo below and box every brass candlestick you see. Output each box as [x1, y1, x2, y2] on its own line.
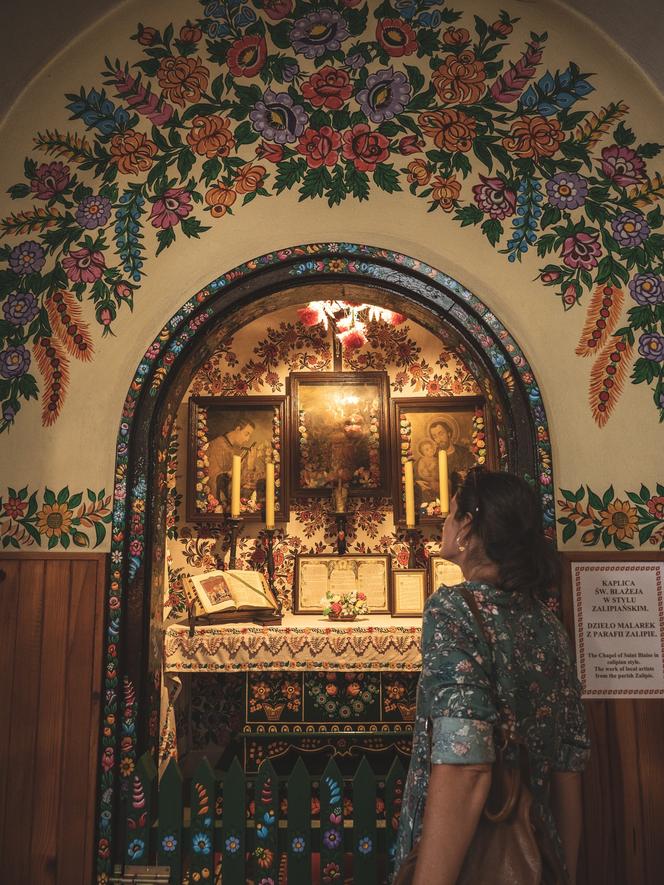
[226, 516, 242, 569]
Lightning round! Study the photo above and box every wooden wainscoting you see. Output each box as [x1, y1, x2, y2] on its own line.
[560, 552, 664, 885]
[0, 553, 106, 885]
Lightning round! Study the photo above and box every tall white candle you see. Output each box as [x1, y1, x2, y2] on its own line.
[438, 449, 449, 515]
[230, 454, 241, 518]
[404, 460, 415, 528]
[265, 461, 275, 529]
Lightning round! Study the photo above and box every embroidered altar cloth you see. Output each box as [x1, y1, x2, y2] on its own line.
[164, 614, 422, 673]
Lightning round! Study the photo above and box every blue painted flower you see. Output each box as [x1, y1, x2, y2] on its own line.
[357, 835, 373, 855]
[225, 834, 241, 853]
[629, 273, 664, 305]
[193, 831, 212, 854]
[127, 838, 145, 860]
[8, 240, 46, 275]
[290, 10, 349, 59]
[611, 210, 650, 247]
[545, 172, 588, 210]
[256, 823, 269, 839]
[638, 332, 664, 361]
[0, 345, 31, 379]
[249, 89, 308, 144]
[323, 828, 342, 849]
[161, 834, 177, 852]
[291, 834, 306, 853]
[263, 809, 276, 824]
[76, 194, 112, 229]
[66, 88, 129, 136]
[356, 67, 412, 123]
[3, 291, 39, 326]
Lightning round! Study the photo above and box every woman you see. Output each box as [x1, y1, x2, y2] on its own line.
[393, 470, 589, 885]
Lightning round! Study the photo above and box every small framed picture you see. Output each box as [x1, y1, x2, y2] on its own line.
[294, 553, 391, 614]
[429, 556, 465, 597]
[391, 569, 427, 617]
[187, 395, 288, 523]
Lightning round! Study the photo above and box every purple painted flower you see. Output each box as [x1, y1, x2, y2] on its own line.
[345, 51, 365, 70]
[9, 241, 46, 275]
[2, 403, 16, 422]
[0, 345, 31, 379]
[545, 172, 588, 210]
[323, 828, 342, 850]
[290, 9, 350, 59]
[282, 61, 300, 82]
[76, 194, 112, 229]
[149, 188, 193, 229]
[30, 161, 70, 199]
[249, 89, 308, 144]
[638, 332, 664, 361]
[356, 67, 412, 123]
[560, 231, 601, 270]
[472, 175, 516, 219]
[629, 273, 664, 305]
[3, 291, 39, 326]
[600, 145, 646, 186]
[611, 210, 650, 247]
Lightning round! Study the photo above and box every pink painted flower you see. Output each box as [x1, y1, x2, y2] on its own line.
[646, 496, 664, 519]
[149, 188, 193, 229]
[101, 747, 115, 772]
[472, 175, 516, 220]
[62, 247, 106, 283]
[600, 145, 646, 186]
[30, 162, 70, 199]
[560, 231, 601, 270]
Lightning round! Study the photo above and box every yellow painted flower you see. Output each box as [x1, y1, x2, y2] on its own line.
[37, 502, 73, 538]
[600, 499, 638, 540]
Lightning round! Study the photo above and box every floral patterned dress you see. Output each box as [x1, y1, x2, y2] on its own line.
[393, 581, 590, 880]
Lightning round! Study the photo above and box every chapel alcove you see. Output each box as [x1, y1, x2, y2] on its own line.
[109, 245, 554, 879]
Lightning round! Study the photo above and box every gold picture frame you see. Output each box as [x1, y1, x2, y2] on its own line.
[391, 569, 427, 617]
[429, 556, 465, 596]
[294, 553, 391, 614]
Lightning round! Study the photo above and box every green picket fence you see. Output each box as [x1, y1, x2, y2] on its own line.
[122, 752, 407, 884]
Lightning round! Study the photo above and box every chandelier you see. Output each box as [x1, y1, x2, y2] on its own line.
[297, 300, 406, 350]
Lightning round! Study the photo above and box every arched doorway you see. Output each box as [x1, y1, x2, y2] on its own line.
[95, 243, 554, 877]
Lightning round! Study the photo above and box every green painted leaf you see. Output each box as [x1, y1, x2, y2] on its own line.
[373, 164, 401, 194]
[481, 218, 503, 246]
[587, 488, 603, 511]
[602, 485, 615, 508]
[44, 487, 56, 506]
[561, 521, 576, 543]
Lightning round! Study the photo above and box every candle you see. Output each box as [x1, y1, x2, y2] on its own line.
[230, 454, 241, 518]
[404, 459, 415, 528]
[265, 461, 275, 529]
[438, 449, 449, 515]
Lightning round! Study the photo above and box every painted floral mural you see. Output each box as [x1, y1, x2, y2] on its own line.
[1, 0, 663, 436]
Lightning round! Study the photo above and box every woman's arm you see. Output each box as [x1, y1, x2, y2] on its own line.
[412, 762, 491, 885]
[551, 770, 583, 885]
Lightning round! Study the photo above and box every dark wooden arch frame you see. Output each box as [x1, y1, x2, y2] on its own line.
[94, 243, 555, 875]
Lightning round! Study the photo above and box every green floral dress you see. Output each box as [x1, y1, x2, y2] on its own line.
[393, 581, 590, 879]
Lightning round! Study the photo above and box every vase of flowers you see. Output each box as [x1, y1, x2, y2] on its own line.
[322, 589, 369, 621]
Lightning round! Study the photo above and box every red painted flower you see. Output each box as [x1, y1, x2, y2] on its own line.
[4, 496, 27, 519]
[31, 162, 71, 200]
[646, 496, 664, 519]
[62, 247, 106, 283]
[398, 134, 424, 155]
[227, 35, 267, 78]
[472, 175, 517, 220]
[302, 66, 352, 110]
[338, 327, 367, 350]
[256, 142, 284, 163]
[261, 0, 293, 20]
[298, 304, 325, 326]
[341, 124, 390, 172]
[297, 126, 342, 168]
[560, 231, 602, 270]
[149, 188, 193, 229]
[376, 19, 418, 57]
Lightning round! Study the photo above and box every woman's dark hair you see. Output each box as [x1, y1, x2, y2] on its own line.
[454, 469, 559, 598]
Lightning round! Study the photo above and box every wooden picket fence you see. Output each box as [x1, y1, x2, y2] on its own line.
[121, 752, 408, 884]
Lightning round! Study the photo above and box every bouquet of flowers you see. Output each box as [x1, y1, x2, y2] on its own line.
[322, 589, 369, 620]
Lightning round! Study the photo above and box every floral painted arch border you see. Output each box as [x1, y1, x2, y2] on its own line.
[97, 242, 553, 878]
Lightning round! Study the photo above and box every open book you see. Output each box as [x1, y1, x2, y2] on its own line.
[183, 569, 279, 621]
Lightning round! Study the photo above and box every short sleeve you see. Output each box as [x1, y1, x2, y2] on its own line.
[422, 595, 497, 765]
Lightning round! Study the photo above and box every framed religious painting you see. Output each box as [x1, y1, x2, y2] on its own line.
[187, 395, 289, 523]
[289, 372, 391, 498]
[392, 396, 495, 526]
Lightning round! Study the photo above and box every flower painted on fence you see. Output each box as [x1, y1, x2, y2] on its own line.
[192, 832, 212, 854]
[558, 483, 664, 549]
[161, 834, 178, 853]
[126, 839, 144, 861]
[225, 833, 241, 854]
[291, 834, 306, 853]
[1, 1, 663, 436]
[0, 485, 111, 548]
[357, 835, 373, 855]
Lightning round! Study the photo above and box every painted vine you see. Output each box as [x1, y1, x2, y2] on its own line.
[0, 0, 663, 437]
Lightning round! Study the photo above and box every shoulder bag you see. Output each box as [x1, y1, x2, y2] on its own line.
[393, 587, 568, 885]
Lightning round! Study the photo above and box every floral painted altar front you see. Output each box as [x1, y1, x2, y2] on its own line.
[160, 615, 422, 773]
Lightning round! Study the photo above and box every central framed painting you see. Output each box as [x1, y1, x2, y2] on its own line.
[289, 372, 391, 498]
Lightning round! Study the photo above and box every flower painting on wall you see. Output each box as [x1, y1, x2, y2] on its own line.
[187, 395, 288, 522]
[289, 372, 391, 498]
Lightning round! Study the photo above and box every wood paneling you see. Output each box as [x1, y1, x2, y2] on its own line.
[0, 553, 105, 885]
[560, 552, 664, 885]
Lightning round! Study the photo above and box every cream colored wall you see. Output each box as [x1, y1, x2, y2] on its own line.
[0, 0, 662, 551]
